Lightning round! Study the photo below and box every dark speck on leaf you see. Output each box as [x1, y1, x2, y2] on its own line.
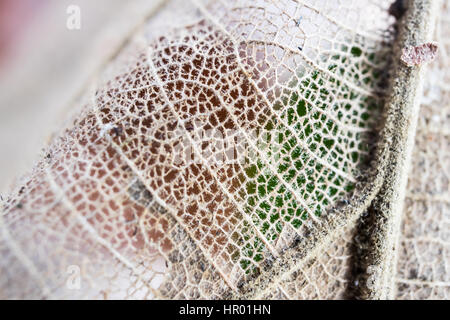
[409, 269, 418, 279]
[389, 0, 407, 20]
[112, 126, 123, 137]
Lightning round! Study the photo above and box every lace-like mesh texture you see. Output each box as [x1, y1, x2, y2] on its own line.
[0, 0, 396, 299]
[261, 224, 355, 300]
[395, 1, 450, 299]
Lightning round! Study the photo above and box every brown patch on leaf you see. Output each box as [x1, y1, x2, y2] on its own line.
[401, 43, 438, 67]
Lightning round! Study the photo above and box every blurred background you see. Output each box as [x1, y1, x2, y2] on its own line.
[0, 0, 164, 194]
